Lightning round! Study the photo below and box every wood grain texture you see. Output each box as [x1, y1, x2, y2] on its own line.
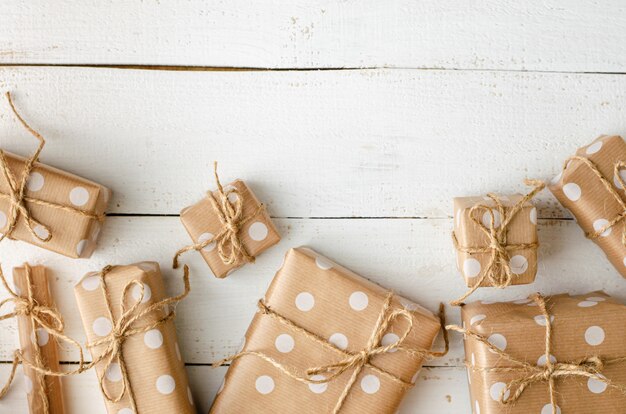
[1, 1, 626, 72]
[0, 67, 625, 218]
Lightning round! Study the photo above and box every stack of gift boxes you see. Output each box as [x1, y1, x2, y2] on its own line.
[0, 93, 625, 414]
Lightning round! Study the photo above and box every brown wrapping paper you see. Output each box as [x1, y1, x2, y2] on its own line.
[453, 194, 538, 288]
[210, 247, 442, 414]
[549, 135, 626, 279]
[180, 179, 280, 278]
[0, 151, 110, 258]
[13, 265, 64, 414]
[461, 292, 626, 413]
[74, 262, 193, 414]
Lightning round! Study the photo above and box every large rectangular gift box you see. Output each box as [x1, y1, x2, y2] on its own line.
[549, 135, 626, 278]
[74, 262, 193, 414]
[453, 194, 538, 287]
[210, 247, 443, 414]
[460, 292, 626, 413]
[180, 178, 280, 278]
[0, 151, 110, 258]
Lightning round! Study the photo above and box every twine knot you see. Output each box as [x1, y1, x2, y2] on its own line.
[87, 264, 191, 412]
[216, 295, 449, 414]
[173, 162, 265, 272]
[451, 180, 545, 305]
[447, 294, 626, 414]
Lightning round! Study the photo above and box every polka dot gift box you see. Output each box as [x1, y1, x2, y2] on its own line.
[177, 173, 280, 278]
[452, 186, 541, 304]
[74, 262, 194, 414]
[13, 265, 65, 414]
[549, 135, 626, 279]
[457, 292, 626, 413]
[210, 247, 445, 414]
[0, 93, 110, 259]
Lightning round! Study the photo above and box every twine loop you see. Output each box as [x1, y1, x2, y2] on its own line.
[173, 162, 265, 271]
[215, 294, 449, 414]
[451, 179, 545, 305]
[447, 294, 626, 414]
[0, 264, 87, 413]
[0, 92, 105, 245]
[86, 264, 191, 412]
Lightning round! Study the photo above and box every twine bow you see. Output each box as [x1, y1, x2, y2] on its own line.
[451, 180, 545, 305]
[0, 264, 87, 413]
[173, 162, 265, 273]
[215, 293, 449, 414]
[561, 155, 626, 245]
[86, 264, 191, 413]
[0, 92, 105, 244]
[447, 294, 626, 414]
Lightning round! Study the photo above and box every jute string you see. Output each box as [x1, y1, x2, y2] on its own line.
[173, 162, 265, 271]
[215, 294, 449, 414]
[447, 294, 626, 414]
[0, 92, 105, 244]
[559, 155, 626, 244]
[0, 264, 87, 413]
[86, 264, 191, 413]
[451, 180, 545, 306]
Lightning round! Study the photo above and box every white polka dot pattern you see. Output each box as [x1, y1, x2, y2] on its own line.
[144, 329, 164, 349]
[360, 374, 380, 394]
[586, 140, 603, 154]
[463, 258, 481, 278]
[197, 233, 216, 251]
[381, 333, 400, 353]
[76, 239, 89, 257]
[27, 172, 45, 192]
[509, 255, 528, 274]
[584, 326, 605, 346]
[469, 314, 486, 326]
[315, 256, 333, 270]
[132, 283, 152, 304]
[541, 403, 561, 414]
[587, 376, 608, 394]
[530, 207, 537, 225]
[31, 328, 49, 347]
[255, 375, 274, 395]
[537, 354, 556, 367]
[592, 218, 612, 237]
[70, 186, 90, 206]
[533, 315, 554, 326]
[274, 334, 295, 353]
[577, 300, 598, 308]
[489, 382, 510, 401]
[349, 291, 369, 311]
[482, 210, 501, 228]
[117, 409, 133, 414]
[615, 170, 626, 189]
[308, 375, 328, 394]
[248, 222, 268, 241]
[24, 376, 33, 394]
[156, 375, 176, 395]
[106, 362, 122, 382]
[329, 333, 349, 350]
[487, 333, 507, 351]
[33, 225, 49, 240]
[92, 317, 112, 337]
[295, 292, 315, 311]
[563, 183, 581, 201]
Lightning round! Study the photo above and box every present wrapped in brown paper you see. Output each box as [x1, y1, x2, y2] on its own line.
[549, 135, 626, 279]
[210, 247, 447, 414]
[450, 292, 626, 414]
[451, 181, 544, 305]
[0, 92, 110, 258]
[0, 264, 86, 414]
[174, 163, 280, 278]
[74, 262, 194, 414]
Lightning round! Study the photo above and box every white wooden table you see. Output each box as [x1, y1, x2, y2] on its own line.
[1, 2, 626, 413]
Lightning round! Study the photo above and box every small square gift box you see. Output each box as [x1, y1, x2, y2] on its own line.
[0, 93, 110, 258]
[451, 180, 544, 305]
[549, 135, 626, 279]
[210, 247, 448, 414]
[74, 262, 194, 414]
[173, 163, 280, 278]
[448, 292, 626, 414]
[0, 264, 86, 414]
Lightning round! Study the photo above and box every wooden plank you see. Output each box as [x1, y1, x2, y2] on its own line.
[0, 67, 625, 217]
[0, 364, 470, 414]
[0, 1, 626, 72]
[1, 217, 624, 365]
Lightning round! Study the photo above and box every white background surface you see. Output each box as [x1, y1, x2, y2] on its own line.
[0, 2, 625, 413]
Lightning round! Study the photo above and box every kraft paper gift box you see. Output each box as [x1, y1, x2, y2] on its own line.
[549, 135, 626, 279]
[74, 262, 194, 414]
[210, 247, 444, 414]
[12, 265, 65, 414]
[0, 93, 110, 258]
[457, 292, 626, 414]
[453, 191, 539, 296]
[178, 176, 280, 278]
